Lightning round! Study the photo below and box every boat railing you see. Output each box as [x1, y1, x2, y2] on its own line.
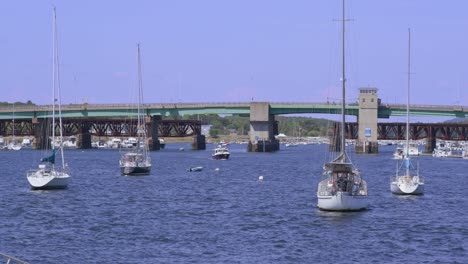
[0, 252, 28, 264]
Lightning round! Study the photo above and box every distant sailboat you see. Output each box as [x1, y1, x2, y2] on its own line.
[119, 44, 152, 176]
[26, 7, 70, 189]
[316, 0, 368, 211]
[390, 29, 424, 195]
[7, 106, 22, 151]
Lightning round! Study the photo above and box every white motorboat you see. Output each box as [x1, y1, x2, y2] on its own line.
[107, 138, 122, 148]
[27, 8, 70, 189]
[7, 142, 22, 151]
[432, 141, 465, 158]
[317, 0, 368, 211]
[187, 166, 203, 172]
[390, 29, 424, 195]
[393, 143, 420, 159]
[212, 144, 230, 160]
[120, 44, 151, 176]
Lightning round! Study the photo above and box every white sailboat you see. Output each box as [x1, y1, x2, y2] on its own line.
[390, 29, 424, 195]
[317, 0, 368, 211]
[27, 8, 70, 189]
[119, 44, 152, 176]
[7, 105, 22, 151]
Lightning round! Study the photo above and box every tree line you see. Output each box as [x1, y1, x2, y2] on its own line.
[165, 114, 332, 138]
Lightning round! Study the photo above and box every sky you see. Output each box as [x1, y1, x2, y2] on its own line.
[1, 0, 467, 118]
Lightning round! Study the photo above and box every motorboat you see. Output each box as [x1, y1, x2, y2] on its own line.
[212, 144, 230, 160]
[393, 143, 420, 159]
[187, 166, 203, 172]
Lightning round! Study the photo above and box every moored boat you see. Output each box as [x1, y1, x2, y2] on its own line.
[390, 29, 424, 195]
[119, 44, 151, 176]
[317, 0, 368, 211]
[27, 8, 70, 189]
[212, 144, 230, 160]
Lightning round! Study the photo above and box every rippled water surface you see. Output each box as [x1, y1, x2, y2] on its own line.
[0, 144, 467, 263]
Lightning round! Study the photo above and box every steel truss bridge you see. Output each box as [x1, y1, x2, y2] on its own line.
[341, 122, 468, 140]
[0, 118, 201, 138]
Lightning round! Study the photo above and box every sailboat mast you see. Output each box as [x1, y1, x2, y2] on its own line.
[52, 7, 56, 152]
[406, 28, 411, 159]
[340, 0, 346, 156]
[12, 104, 15, 142]
[52, 7, 66, 168]
[137, 44, 142, 130]
[136, 43, 146, 154]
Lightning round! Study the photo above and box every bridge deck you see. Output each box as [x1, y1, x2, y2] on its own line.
[0, 102, 466, 119]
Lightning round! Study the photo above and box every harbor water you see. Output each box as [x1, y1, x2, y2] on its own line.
[0, 144, 466, 263]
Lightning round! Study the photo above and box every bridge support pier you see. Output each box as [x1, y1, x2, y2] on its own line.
[149, 115, 161, 151]
[248, 102, 279, 152]
[355, 88, 379, 154]
[77, 123, 92, 149]
[192, 134, 206, 150]
[425, 127, 436, 153]
[32, 118, 49, 150]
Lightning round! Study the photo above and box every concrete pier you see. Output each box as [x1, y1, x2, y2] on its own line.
[149, 115, 161, 151]
[355, 141, 379, 154]
[192, 134, 206, 150]
[77, 123, 92, 149]
[425, 127, 436, 153]
[248, 102, 279, 152]
[356, 88, 379, 154]
[32, 118, 49, 150]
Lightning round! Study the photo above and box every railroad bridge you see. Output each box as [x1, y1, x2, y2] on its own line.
[0, 117, 202, 150]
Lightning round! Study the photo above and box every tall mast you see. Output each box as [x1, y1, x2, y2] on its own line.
[52, 7, 56, 152]
[340, 0, 346, 157]
[136, 43, 145, 153]
[53, 7, 65, 167]
[12, 104, 15, 142]
[406, 28, 411, 159]
[137, 44, 142, 128]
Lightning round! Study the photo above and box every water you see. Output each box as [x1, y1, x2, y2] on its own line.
[0, 144, 467, 263]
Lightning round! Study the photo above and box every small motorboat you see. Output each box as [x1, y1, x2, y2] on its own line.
[187, 166, 203, 172]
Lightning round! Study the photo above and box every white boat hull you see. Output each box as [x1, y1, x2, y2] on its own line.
[317, 192, 368, 211]
[391, 176, 424, 195]
[27, 170, 70, 189]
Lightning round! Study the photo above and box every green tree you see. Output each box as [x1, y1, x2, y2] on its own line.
[209, 128, 220, 138]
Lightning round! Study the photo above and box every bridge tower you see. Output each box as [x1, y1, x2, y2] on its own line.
[355, 87, 379, 153]
[247, 102, 279, 152]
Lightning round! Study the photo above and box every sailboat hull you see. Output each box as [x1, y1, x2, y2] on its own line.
[27, 170, 70, 189]
[317, 192, 368, 211]
[391, 176, 424, 195]
[120, 165, 151, 176]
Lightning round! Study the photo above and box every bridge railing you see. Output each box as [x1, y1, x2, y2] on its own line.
[383, 103, 466, 110]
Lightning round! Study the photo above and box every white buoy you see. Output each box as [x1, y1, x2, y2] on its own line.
[215, 168, 220, 171]
[258, 175, 264, 181]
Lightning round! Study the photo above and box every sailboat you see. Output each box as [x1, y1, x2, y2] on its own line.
[119, 44, 151, 176]
[390, 29, 424, 195]
[26, 8, 70, 189]
[317, 0, 368, 211]
[7, 107, 22, 151]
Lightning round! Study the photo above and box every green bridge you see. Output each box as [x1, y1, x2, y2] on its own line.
[0, 102, 465, 119]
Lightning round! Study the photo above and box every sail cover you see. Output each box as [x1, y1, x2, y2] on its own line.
[41, 149, 56, 164]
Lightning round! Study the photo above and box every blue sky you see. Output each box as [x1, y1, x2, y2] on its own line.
[1, 0, 467, 112]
